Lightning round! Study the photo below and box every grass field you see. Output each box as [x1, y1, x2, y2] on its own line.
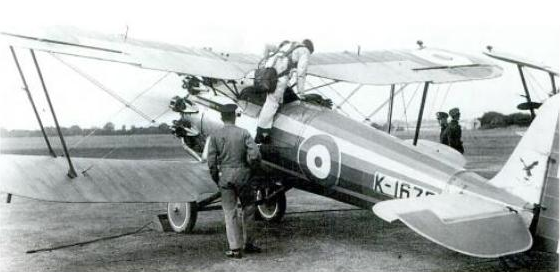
[0, 127, 525, 178]
[1, 127, 557, 272]
[0, 134, 185, 160]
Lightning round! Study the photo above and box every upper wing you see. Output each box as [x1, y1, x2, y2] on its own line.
[0, 154, 218, 203]
[372, 193, 532, 258]
[2, 26, 502, 85]
[308, 48, 503, 85]
[2, 26, 260, 80]
[484, 49, 559, 76]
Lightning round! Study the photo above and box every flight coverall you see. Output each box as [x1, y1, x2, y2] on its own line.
[447, 120, 464, 154]
[207, 124, 261, 250]
[257, 43, 311, 130]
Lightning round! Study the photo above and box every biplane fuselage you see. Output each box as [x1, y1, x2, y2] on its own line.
[185, 94, 525, 211]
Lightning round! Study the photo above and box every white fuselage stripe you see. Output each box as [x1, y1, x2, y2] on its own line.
[271, 114, 448, 191]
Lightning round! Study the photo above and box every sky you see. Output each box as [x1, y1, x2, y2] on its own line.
[0, 0, 558, 130]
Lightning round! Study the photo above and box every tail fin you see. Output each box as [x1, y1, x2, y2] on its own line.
[489, 94, 559, 205]
[371, 96, 558, 257]
[489, 94, 559, 253]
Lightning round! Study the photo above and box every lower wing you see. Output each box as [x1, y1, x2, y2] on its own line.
[0, 154, 217, 203]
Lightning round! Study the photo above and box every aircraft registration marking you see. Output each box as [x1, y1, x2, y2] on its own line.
[372, 172, 435, 199]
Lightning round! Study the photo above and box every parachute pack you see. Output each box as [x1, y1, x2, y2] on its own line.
[254, 41, 305, 94]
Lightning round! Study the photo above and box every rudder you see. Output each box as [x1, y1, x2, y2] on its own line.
[489, 94, 559, 253]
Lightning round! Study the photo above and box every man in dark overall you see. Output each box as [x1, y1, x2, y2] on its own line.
[207, 104, 262, 259]
[436, 111, 449, 145]
[447, 107, 464, 154]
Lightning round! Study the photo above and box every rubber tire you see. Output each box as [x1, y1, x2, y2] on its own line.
[255, 191, 286, 223]
[167, 202, 198, 233]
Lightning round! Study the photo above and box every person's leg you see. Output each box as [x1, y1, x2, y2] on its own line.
[220, 187, 242, 251]
[219, 170, 243, 252]
[239, 185, 256, 245]
[238, 169, 261, 253]
[257, 95, 279, 129]
[256, 76, 288, 143]
[272, 76, 288, 104]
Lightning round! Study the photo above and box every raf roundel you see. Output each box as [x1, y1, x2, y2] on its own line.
[297, 134, 341, 187]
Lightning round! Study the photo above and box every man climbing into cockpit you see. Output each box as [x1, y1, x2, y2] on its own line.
[254, 39, 314, 144]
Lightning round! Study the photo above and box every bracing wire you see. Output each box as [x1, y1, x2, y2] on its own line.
[51, 53, 157, 123]
[318, 78, 353, 117]
[525, 70, 546, 101]
[438, 83, 453, 110]
[98, 108, 172, 161]
[400, 83, 422, 131]
[48, 53, 175, 169]
[405, 83, 421, 111]
[400, 87, 409, 131]
[69, 72, 171, 150]
[525, 76, 542, 102]
[427, 84, 441, 119]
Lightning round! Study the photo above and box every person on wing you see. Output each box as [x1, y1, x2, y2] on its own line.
[207, 104, 262, 259]
[255, 39, 314, 144]
[436, 111, 449, 146]
[447, 107, 464, 154]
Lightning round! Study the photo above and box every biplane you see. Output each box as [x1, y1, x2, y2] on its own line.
[0, 26, 558, 259]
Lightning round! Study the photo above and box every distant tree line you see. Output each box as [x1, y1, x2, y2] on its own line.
[0, 122, 171, 138]
[478, 112, 532, 129]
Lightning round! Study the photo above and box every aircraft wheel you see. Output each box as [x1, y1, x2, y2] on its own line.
[255, 190, 286, 223]
[167, 202, 198, 233]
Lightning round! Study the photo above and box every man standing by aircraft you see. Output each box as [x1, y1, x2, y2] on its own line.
[447, 108, 464, 154]
[207, 104, 262, 259]
[436, 112, 449, 145]
[255, 39, 314, 143]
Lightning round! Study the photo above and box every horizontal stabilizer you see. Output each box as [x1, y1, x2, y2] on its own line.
[0, 154, 218, 203]
[372, 194, 532, 258]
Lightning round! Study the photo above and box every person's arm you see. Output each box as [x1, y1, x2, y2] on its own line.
[263, 44, 277, 58]
[206, 136, 220, 184]
[295, 48, 310, 93]
[244, 130, 261, 167]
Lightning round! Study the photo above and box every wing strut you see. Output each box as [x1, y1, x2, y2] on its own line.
[517, 65, 536, 120]
[550, 73, 557, 95]
[30, 50, 78, 178]
[9, 46, 56, 158]
[386, 84, 395, 134]
[364, 84, 408, 122]
[413, 82, 430, 146]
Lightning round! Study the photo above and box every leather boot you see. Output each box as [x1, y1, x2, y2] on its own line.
[225, 248, 242, 259]
[244, 243, 262, 254]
